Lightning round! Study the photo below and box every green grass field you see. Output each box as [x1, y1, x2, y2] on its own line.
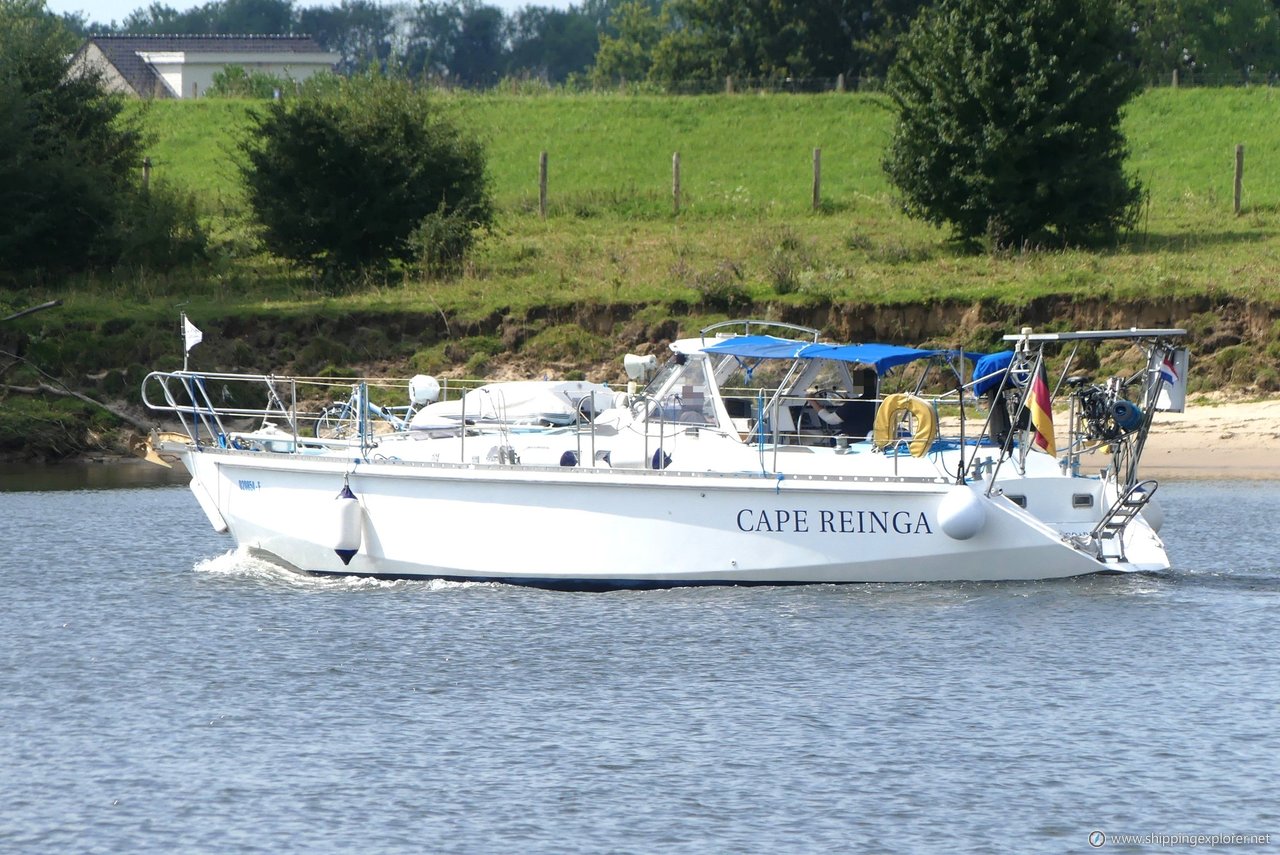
[136, 88, 1280, 220]
[121, 88, 1280, 320]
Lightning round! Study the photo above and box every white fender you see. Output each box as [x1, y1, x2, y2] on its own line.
[334, 484, 363, 565]
[938, 485, 987, 540]
[1141, 494, 1164, 533]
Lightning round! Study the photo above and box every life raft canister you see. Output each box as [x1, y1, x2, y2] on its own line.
[872, 393, 938, 457]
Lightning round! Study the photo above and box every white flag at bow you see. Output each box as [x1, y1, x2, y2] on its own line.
[183, 316, 203, 352]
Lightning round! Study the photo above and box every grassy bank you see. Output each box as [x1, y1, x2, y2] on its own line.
[4, 87, 1280, 458]
[103, 88, 1280, 317]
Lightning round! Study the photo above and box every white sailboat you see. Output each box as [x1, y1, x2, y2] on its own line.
[144, 320, 1186, 589]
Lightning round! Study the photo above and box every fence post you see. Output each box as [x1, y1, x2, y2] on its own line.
[837, 73, 845, 93]
[725, 75, 733, 94]
[1172, 68, 1178, 88]
[142, 156, 151, 192]
[1234, 144, 1244, 216]
[672, 151, 681, 215]
[812, 147, 821, 211]
[539, 150, 548, 219]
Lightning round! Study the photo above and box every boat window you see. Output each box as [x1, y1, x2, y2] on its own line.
[639, 359, 684, 400]
[795, 360, 858, 396]
[716, 357, 794, 421]
[1072, 494, 1094, 508]
[652, 357, 720, 428]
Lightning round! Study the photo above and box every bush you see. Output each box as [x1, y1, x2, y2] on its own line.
[761, 227, 813, 295]
[110, 181, 208, 271]
[207, 65, 294, 99]
[693, 261, 751, 310]
[521, 324, 611, 363]
[883, 0, 1143, 247]
[238, 72, 493, 276]
[0, 2, 150, 280]
[407, 203, 486, 278]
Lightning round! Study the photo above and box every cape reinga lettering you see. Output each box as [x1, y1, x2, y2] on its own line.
[736, 508, 932, 535]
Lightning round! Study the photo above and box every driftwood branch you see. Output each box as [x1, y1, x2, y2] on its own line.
[3, 382, 154, 432]
[0, 300, 61, 322]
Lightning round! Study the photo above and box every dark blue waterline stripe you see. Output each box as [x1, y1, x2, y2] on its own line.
[304, 569, 1126, 592]
[305, 569, 823, 592]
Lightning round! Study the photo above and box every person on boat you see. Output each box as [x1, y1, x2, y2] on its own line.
[806, 374, 877, 441]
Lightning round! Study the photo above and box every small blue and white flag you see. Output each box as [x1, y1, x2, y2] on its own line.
[1154, 347, 1188, 413]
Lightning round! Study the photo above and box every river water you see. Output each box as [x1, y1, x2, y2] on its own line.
[1, 467, 1277, 854]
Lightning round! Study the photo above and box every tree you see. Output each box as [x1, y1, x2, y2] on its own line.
[122, 2, 201, 32]
[594, 0, 925, 90]
[298, 0, 395, 74]
[505, 6, 599, 83]
[120, 0, 297, 35]
[853, 0, 928, 80]
[883, 0, 1144, 247]
[400, 0, 508, 86]
[1119, 0, 1280, 83]
[403, 1, 463, 80]
[451, 2, 506, 86]
[238, 72, 493, 275]
[204, 0, 296, 34]
[591, 0, 664, 84]
[0, 0, 203, 280]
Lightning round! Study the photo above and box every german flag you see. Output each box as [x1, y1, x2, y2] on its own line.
[1028, 365, 1056, 455]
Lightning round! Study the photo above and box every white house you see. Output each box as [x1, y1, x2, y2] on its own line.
[70, 34, 339, 99]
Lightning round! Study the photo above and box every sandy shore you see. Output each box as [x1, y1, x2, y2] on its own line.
[1128, 397, 1280, 480]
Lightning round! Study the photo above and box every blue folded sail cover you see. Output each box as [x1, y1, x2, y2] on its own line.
[704, 337, 981, 374]
[972, 350, 1015, 395]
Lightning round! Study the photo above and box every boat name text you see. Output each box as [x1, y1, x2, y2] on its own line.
[736, 508, 932, 535]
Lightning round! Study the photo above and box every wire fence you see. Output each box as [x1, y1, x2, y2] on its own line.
[455, 69, 1280, 96]
[617, 71, 1280, 94]
[194, 65, 1280, 100]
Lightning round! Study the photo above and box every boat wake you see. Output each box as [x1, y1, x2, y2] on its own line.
[1160, 566, 1280, 593]
[190, 547, 488, 592]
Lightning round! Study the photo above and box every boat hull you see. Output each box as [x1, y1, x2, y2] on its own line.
[176, 446, 1144, 589]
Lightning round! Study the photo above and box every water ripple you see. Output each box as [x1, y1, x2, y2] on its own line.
[1, 480, 1277, 853]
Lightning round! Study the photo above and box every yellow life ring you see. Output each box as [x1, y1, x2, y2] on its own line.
[873, 393, 937, 457]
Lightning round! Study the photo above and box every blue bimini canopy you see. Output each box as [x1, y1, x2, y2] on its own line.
[701, 335, 818, 360]
[805, 343, 955, 374]
[704, 337, 983, 375]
